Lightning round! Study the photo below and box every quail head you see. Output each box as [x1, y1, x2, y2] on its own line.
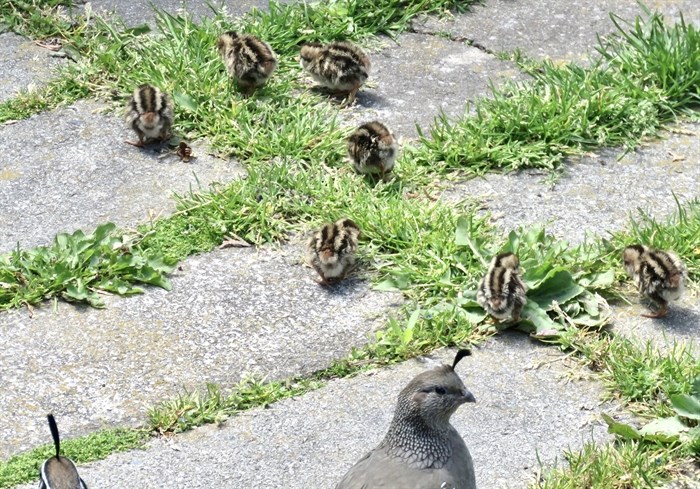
[299, 41, 370, 106]
[623, 244, 687, 318]
[124, 84, 173, 147]
[39, 414, 88, 489]
[477, 252, 528, 323]
[306, 218, 360, 286]
[217, 31, 278, 95]
[336, 349, 477, 489]
[347, 121, 398, 181]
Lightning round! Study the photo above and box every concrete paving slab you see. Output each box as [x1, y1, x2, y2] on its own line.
[76, 0, 286, 28]
[611, 292, 700, 355]
[0, 243, 402, 459]
[14, 336, 617, 489]
[0, 100, 244, 253]
[413, 0, 700, 63]
[347, 32, 526, 138]
[0, 32, 65, 103]
[444, 123, 700, 245]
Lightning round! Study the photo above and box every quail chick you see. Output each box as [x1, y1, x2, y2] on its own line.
[477, 252, 528, 323]
[336, 349, 477, 489]
[217, 31, 278, 94]
[299, 41, 370, 105]
[124, 84, 173, 147]
[39, 414, 88, 489]
[347, 121, 398, 181]
[306, 218, 360, 285]
[623, 244, 687, 318]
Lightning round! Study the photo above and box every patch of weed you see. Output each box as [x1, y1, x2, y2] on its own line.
[0, 427, 147, 488]
[533, 441, 676, 488]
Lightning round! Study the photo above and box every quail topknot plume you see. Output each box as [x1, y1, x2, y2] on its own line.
[336, 349, 477, 489]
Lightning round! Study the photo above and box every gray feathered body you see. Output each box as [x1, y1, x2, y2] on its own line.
[40, 457, 88, 489]
[300, 41, 370, 93]
[623, 245, 686, 306]
[476, 252, 527, 321]
[40, 415, 88, 489]
[336, 364, 477, 489]
[347, 121, 398, 177]
[217, 31, 277, 89]
[125, 84, 173, 145]
[306, 218, 360, 284]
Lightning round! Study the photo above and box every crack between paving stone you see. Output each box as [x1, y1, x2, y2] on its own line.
[407, 25, 497, 56]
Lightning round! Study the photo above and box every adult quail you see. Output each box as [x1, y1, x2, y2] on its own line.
[336, 349, 477, 489]
[39, 414, 88, 489]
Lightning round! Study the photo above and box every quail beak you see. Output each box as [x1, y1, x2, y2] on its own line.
[461, 389, 476, 404]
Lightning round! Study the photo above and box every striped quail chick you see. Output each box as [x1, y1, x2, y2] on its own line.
[299, 41, 370, 105]
[39, 414, 88, 489]
[623, 244, 687, 318]
[477, 252, 527, 323]
[347, 121, 398, 181]
[306, 218, 360, 285]
[124, 84, 173, 147]
[217, 31, 278, 94]
[336, 350, 477, 489]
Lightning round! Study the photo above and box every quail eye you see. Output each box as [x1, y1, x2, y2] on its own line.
[435, 386, 446, 395]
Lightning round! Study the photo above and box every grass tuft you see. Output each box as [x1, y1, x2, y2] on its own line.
[0, 428, 147, 489]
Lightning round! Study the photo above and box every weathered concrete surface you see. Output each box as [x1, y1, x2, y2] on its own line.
[14, 339, 617, 489]
[0, 32, 65, 103]
[346, 32, 525, 138]
[76, 0, 285, 27]
[445, 123, 700, 245]
[414, 0, 700, 63]
[0, 243, 402, 459]
[611, 291, 700, 355]
[0, 100, 244, 253]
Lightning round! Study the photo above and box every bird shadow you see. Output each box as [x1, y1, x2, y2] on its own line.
[654, 304, 700, 335]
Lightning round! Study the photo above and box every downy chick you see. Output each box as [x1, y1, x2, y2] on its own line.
[124, 84, 173, 147]
[217, 31, 278, 94]
[336, 350, 477, 489]
[347, 121, 398, 181]
[623, 244, 687, 318]
[39, 414, 88, 489]
[299, 41, 370, 105]
[306, 218, 360, 285]
[477, 252, 528, 323]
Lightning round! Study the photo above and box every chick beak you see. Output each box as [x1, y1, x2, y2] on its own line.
[461, 389, 476, 404]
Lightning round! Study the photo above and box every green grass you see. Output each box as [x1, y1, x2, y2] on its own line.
[1, 1, 700, 486]
[534, 441, 678, 488]
[0, 428, 147, 488]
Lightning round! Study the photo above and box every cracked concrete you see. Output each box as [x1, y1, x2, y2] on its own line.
[413, 0, 700, 63]
[14, 340, 621, 489]
[2, 0, 699, 487]
[0, 100, 244, 253]
[0, 242, 402, 459]
[0, 32, 65, 103]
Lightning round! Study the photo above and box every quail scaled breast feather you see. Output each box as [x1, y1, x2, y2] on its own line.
[336, 350, 477, 489]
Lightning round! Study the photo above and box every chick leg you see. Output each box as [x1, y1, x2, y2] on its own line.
[641, 301, 669, 319]
[341, 81, 361, 107]
[124, 139, 145, 147]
